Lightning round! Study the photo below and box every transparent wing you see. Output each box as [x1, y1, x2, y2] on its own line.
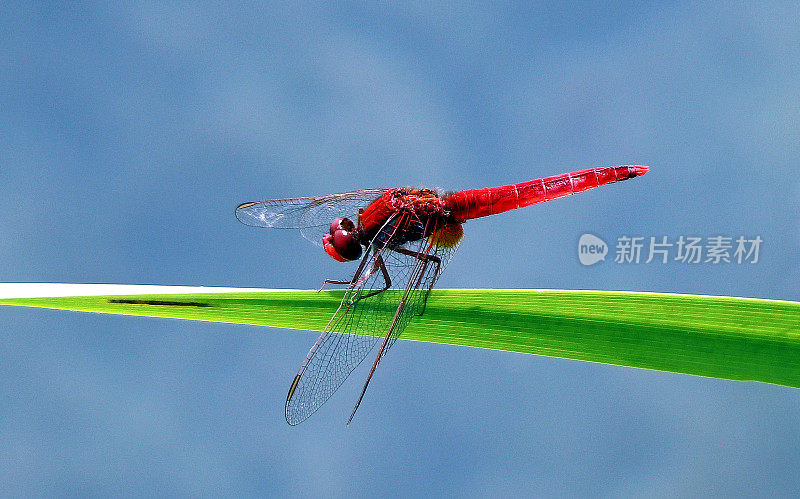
[379, 218, 462, 354]
[236, 189, 388, 246]
[284, 212, 463, 425]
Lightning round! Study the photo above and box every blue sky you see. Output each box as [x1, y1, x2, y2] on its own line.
[2, 2, 800, 496]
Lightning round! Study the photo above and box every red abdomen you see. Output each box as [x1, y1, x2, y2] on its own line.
[444, 165, 648, 222]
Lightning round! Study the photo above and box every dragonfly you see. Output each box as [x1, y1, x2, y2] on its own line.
[236, 164, 649, 425]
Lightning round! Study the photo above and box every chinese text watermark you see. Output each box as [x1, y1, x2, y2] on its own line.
[579, 234, 762, 266]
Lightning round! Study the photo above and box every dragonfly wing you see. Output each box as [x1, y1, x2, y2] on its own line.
[236, 189, 388, 246]
[345, 220, 463, 424]
[284, 250, 396, 424]
[285, 213, 463, 425]
[373, 216, 462, 354]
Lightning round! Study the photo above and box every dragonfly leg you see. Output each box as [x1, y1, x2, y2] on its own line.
[347, 292, 408, 425]
[394, 247, 442, 315]
[320, 279, 350, 290]
[319, 246, 372, 292]
[354, 254, 391, 301]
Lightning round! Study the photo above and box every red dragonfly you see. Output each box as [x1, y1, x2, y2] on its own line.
[236, 165, 648, 425]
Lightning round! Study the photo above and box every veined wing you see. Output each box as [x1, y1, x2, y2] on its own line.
[235, 189, 388, 246]
[284, 213, 463, 425]
[376, 216, 462, 354]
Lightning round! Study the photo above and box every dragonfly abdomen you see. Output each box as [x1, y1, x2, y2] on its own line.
[444, 165, 649, 222]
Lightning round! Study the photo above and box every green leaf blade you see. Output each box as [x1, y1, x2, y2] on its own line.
[2, 289, 798, 388]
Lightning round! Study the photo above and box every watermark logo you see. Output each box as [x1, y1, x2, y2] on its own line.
[577, 234, 762, 265]
[578, 233, 608, 266]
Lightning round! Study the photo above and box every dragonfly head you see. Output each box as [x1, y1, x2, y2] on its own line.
[322, 217, 362, 262]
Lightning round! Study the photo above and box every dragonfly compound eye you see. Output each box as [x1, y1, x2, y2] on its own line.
[332, 229, 362, 261]
[322, 233, 347, 262]
[330, 217, 356, 234]
[330, 218, 344, 235]
[322, 229, 361, 262]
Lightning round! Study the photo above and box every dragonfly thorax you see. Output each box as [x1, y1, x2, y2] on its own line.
[324, 188, 455, 262]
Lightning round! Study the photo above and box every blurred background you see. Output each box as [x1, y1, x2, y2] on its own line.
[1, 2, 799, 496]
